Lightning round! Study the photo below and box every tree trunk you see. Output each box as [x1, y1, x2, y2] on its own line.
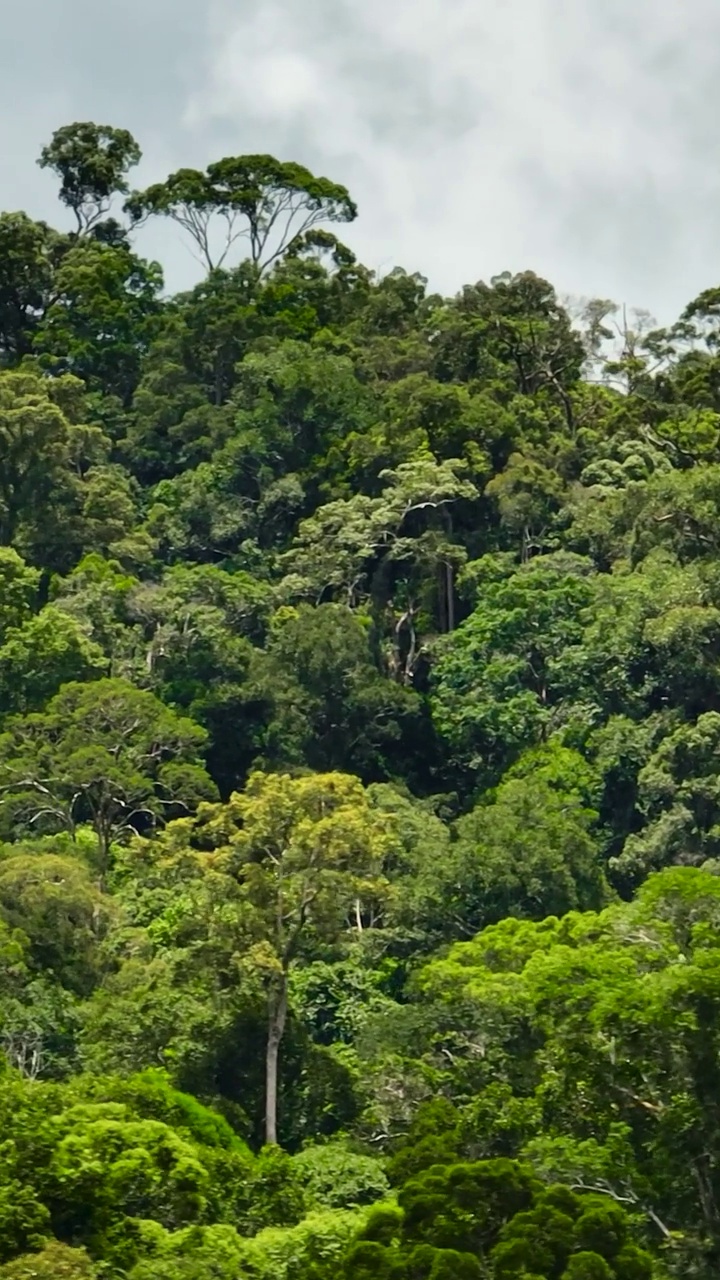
[95, 818, 111, 894]
[446, 561, 455, 632]
[437, 563, 447, 633]
[265, 972, 288, 1146]
[442, 509, 456, 633]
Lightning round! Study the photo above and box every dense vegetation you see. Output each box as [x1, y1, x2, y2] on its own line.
[2, 119, 720, 1277]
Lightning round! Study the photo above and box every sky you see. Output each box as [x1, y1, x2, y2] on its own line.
[1, 0, 718, 324]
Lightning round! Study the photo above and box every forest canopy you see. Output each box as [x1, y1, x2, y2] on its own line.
[1, 118, 720, 1278]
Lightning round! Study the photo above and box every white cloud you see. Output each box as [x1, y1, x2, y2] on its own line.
[182, 0, 720, 320]
[1, 0, 720, 319]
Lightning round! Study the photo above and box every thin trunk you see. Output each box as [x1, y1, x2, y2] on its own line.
[446, 562, 455, 632]
[404, 609, 417, 684]
[437, 563, 447, 633]
[521, 526, 530, 564]
[442, 509, 456, 633]
[96, 818, 111, 894]
[265, 972, 288, 1146]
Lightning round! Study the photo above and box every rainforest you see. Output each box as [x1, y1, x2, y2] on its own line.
[1, 121, 720, 1278]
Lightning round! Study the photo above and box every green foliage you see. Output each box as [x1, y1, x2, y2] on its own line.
[0, 848, 109, 993]
[338, 1157, 654, 1280]
[292, 1143, 390, 1210]
[0, 607, 107, 716]
[409, 868, 720, 1271]
[252, 602, 424, 781]
[442, 771, 609, 934]
[0, 368, 99, 554]
[0, 213, 56, 363]
[34, 239, 163, 402]
[127, 153, 356, 274]
[71, 1069, 245, 1151]
[617, 712, 720, 882]
[3, 114, 720, 1280]
[0, 549, 40, 637]
[431, 554, 595, 783]
[0, 678, 216, 875]
[0, 1242, 99, 1280]
[38, 122, 141, 235]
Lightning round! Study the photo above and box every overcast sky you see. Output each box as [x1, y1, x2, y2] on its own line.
[1, 0, 718, 323]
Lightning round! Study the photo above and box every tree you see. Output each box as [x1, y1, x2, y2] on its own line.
[0, 1065, 371, 1275]
[282, 456, 479, 645]
[556, 550, 720, 724]
[34, 240, 164, 403]
[0, 369, 78, 548]
[48, 554, 140, 661]
[0, 1069, 271, 1263]
[125, 330, 233, 484]
[342, 1158, 653, 1280]
[250, 604, 425, 784]
[127, 562, 273, 664]
[428, 270, 585, 412]
[430, 554, 595, 785]
[291, 1143, 389, 1211]
[120, 564, 273, 794]
[182, 771, 395, 1144]
[628, 464, 720, 564]
[616, 712, 720, 884]
[126, 155, 357, 274]
[38, 122, 141, 235]
[0, 368, 111, 566]
[78, 947, 247, 1112]
[0, 846, 109, 994]
[226, 339, 376, 503]
[0, 1242, 99, 1280]
[365, 784, 453, 952]
[0, 606, 107, 716]
[371, 747, 607, 949]
[444, 770, 609, 934]
[0, 550, 40, 638]
[416, 867, 720, 1272]
[0, 679, 217, 882]
[486, 449, 567, 560]
[0, 213, 56, 364]
[122, 266, 260, 484]
[0, 914, 79, 1080]
[144, 459, 256, 565]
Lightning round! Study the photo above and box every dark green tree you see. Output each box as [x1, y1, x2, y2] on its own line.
[127, 154, 356, 273]
[0, 678, 217, 881]
[38, 122, 141, 236]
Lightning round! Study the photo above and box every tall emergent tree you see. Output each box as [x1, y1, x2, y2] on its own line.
[185, 770, 394, 1144]
[38, 122, 141, 236]
[126, 154, 357, 273]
